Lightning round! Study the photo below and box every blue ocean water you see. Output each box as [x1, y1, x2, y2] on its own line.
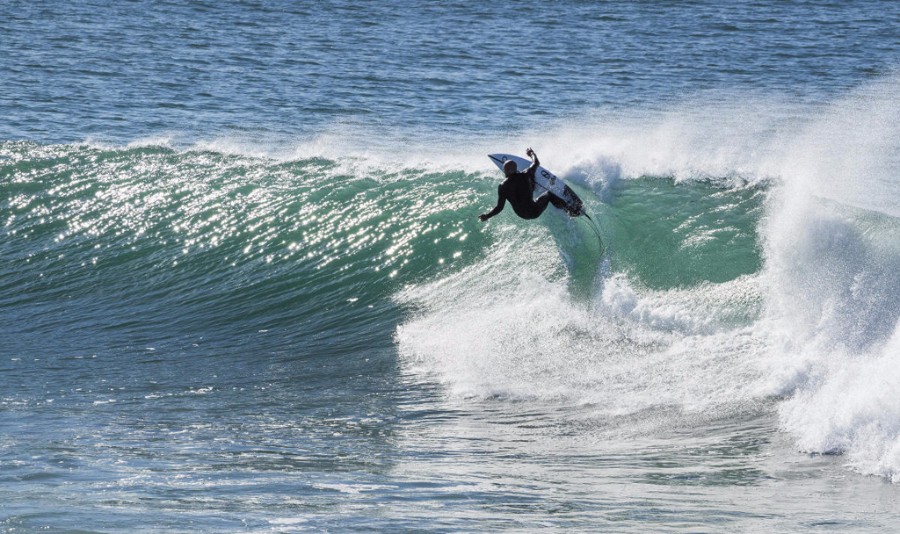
[2, 1, 900, 531]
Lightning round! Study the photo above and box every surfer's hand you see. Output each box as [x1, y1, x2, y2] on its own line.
[478, 213, 489, 222]
[526, 147, 535, 158]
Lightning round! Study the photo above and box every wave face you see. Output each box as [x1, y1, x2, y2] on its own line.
[0, 138, 765, 347]
[3, 76, 900, 484]
[0, 141, 493, 359]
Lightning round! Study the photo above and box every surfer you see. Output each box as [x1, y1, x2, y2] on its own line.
[479, 148, 564, 222]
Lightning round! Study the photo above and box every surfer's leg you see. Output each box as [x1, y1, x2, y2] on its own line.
[535, 192, 567, 216]
[533, 193, 553, 217]
[548, 194, 567, 210]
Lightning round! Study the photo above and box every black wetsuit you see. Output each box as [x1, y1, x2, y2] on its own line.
[482, 160, 557, 221]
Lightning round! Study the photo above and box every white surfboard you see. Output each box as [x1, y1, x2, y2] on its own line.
[488, 153, 585, 217]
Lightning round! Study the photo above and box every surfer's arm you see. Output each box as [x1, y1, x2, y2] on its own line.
[479, 185, 506, 222]
[525, 147, 540, 175]
[524, 148, 540, 190]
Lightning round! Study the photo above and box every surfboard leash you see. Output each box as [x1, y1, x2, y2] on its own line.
[583, 211, 604, 250]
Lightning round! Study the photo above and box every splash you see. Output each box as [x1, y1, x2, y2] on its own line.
[759, 75, 900, 480]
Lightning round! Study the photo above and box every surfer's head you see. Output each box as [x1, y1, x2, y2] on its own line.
[503, 160, 517, 177]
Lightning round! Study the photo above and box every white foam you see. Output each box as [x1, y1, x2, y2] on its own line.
[395, 232, 769, 427]
[777, 324, 900, 481]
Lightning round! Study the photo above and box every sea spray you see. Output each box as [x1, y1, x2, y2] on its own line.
[758, 76, 900, 480]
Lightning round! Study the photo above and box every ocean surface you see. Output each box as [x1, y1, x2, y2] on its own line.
[2, 1, 900, 531]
